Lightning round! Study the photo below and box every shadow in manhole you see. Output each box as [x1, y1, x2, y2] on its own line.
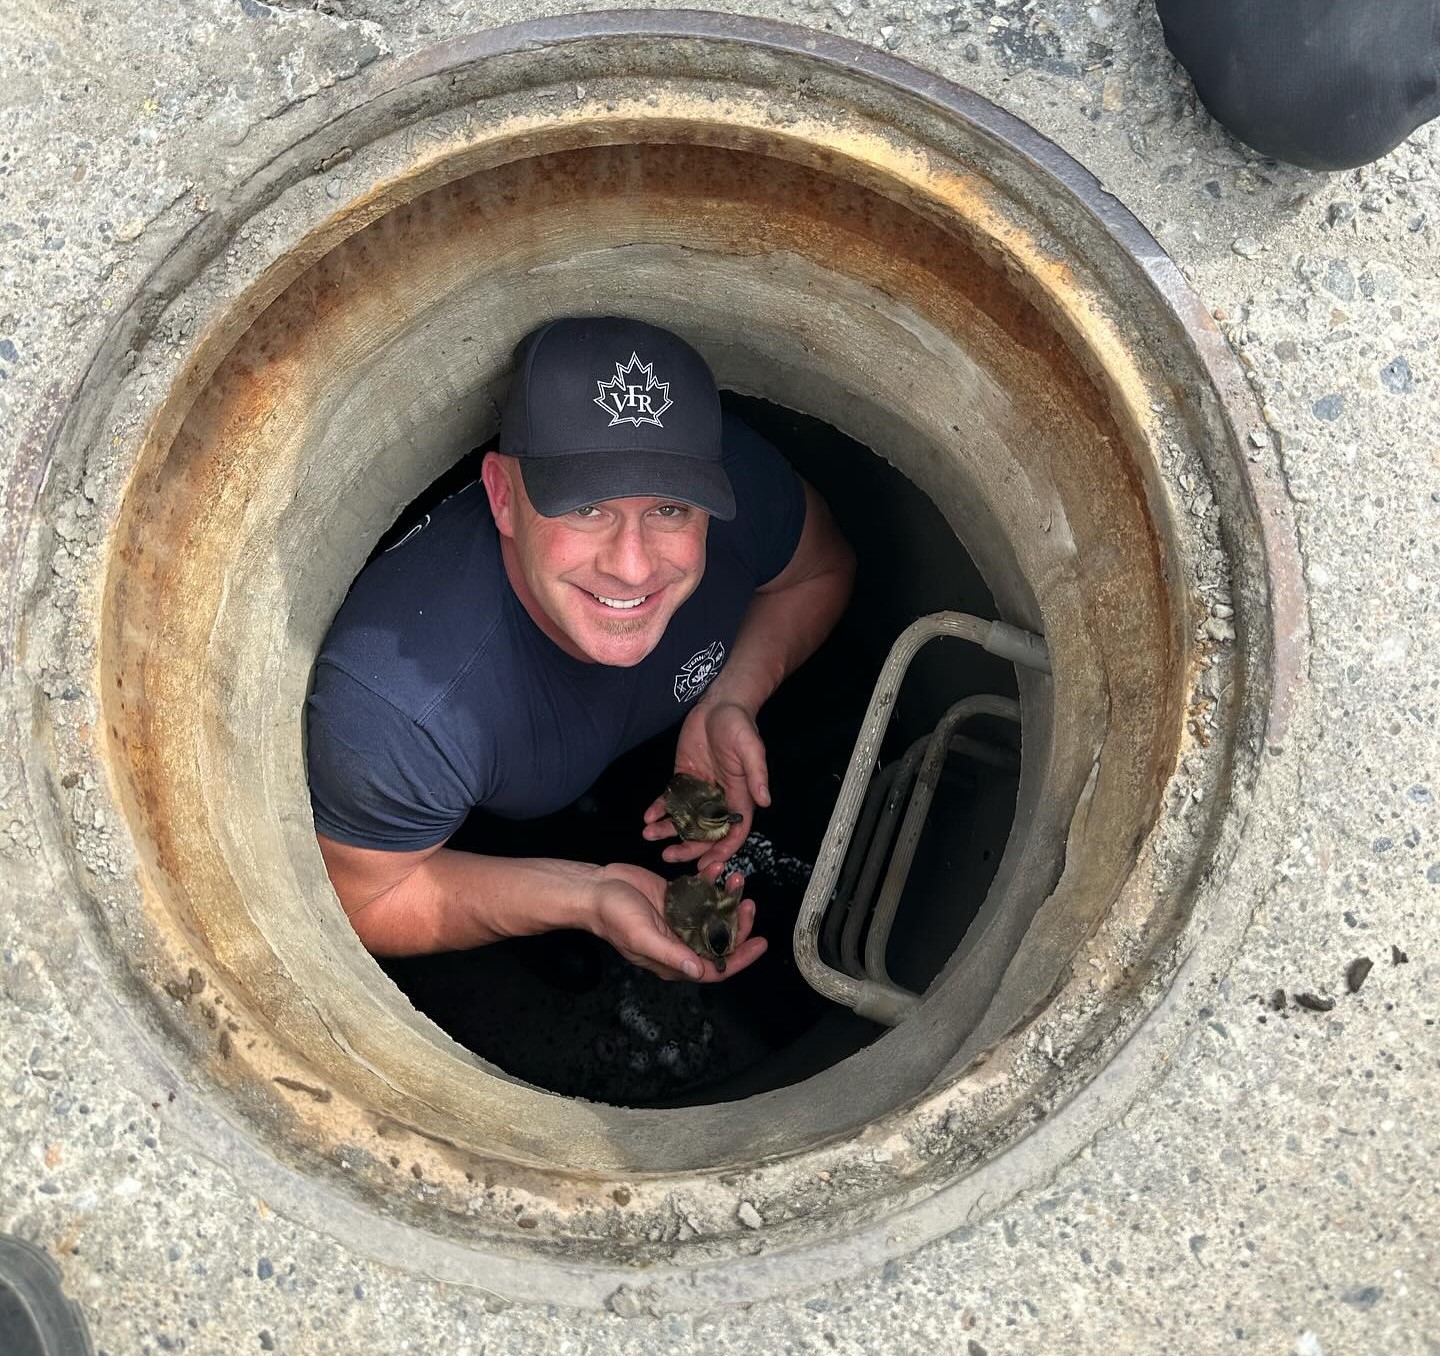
[375, 394, 1022, 1107]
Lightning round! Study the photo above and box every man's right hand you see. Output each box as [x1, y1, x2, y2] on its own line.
[587, 862, 766, 982]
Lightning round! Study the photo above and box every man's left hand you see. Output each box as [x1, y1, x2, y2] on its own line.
[642, 699, 770, 875]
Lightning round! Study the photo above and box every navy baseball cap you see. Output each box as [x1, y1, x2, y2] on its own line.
[500, 317, 735, 521]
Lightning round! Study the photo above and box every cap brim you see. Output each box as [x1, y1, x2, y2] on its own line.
[518, 449, 737, 521]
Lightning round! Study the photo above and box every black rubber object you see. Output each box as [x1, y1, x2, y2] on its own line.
[1156, 0, 1440, 169]
[0, 1236, 94, 1356]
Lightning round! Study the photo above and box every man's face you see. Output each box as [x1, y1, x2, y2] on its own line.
[483, 454, 709, 667]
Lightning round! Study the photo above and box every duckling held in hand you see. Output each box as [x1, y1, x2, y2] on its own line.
[664, 873, 743, 973]
[663, 773, 743, 842]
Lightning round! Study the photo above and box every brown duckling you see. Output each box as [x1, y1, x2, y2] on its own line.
[663, 773, 743, 843]
[664, 873, 743, 973]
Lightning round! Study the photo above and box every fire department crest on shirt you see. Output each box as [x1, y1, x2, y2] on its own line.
[674, 640, 725, 703]
[594, 353, 673, 428]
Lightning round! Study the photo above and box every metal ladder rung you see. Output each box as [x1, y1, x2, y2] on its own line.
[863, 695, 1021, 987]
[792, 612, 1048, 1026]
[823, 703, 1022, 983]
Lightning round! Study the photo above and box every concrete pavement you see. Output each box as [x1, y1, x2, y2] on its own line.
[1, 0, 1436, 1351]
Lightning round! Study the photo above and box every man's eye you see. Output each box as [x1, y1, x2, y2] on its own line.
[572, 505, 601, 519]
[652, 504, 689, 519]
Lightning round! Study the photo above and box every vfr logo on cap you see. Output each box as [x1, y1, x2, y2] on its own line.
[594, 353, 673, 429]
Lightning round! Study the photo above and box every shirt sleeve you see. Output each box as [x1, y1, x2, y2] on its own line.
[305, 663, 476, 851]
[719, 412, 808, 587]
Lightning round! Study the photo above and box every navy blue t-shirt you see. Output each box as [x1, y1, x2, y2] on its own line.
[306, 414, 807, 851]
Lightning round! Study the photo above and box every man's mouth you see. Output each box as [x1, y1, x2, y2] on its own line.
[575, 584, 663, 614]
[592, 593, 648, 610]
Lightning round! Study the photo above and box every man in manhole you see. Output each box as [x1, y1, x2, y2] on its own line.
[306, 317, 855, 982]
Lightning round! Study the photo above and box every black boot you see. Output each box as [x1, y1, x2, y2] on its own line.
[0, 1235, 93, 1356]
[1157, 0, 1440, 169]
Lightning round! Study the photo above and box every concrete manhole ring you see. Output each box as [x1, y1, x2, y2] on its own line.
[6, 10, 1305, 1312]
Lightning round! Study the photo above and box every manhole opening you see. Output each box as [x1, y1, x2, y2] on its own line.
[34, 9, 1295, 1295]
[92, 84, 1251, 1186]
[371, 392, 1022, 1107]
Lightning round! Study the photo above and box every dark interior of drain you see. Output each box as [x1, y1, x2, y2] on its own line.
[371, 394, 1020, 1106]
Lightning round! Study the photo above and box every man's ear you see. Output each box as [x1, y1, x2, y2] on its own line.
[480, 452, 518, 538]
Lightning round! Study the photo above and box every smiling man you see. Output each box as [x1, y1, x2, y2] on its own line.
[306, 317, 855, 983]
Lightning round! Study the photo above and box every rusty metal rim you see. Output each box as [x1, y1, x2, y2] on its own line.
[96, 47, 1188, 1181]
[5, 9, 1308, 1311]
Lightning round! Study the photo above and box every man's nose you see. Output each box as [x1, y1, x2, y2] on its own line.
[597, 521, 656, 587]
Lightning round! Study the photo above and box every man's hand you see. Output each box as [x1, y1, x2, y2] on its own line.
[641, 699, 770, 874]
[587, 862, 766, 982]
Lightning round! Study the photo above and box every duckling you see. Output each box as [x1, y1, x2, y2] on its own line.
[663, 773, 743, 842]
[664, 873, 743, 973]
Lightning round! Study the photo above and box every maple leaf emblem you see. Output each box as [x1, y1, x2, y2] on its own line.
[593, 352, 673, 428]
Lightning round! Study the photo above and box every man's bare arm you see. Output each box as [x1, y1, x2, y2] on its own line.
[318, 834, 593, 953]
[697, 479, 856, 723]
[315, 834, 766, 980]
